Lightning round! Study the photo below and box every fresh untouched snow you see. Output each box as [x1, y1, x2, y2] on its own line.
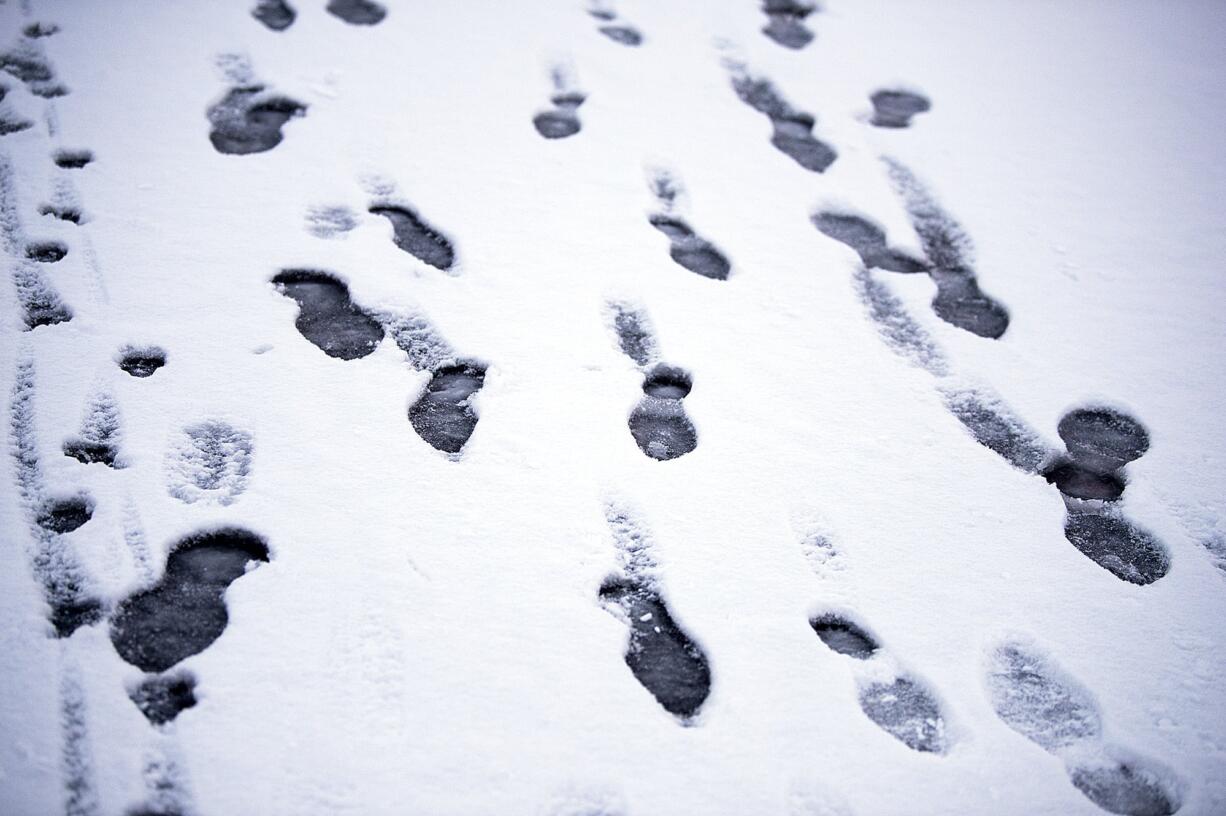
[2, 1, 1225, 815]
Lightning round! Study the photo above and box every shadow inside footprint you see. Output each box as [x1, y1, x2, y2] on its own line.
[762, 0, 816, 49]
[409, 363, 485, 454]
[129, 673, 197, 725]
[369, 205, 456, 271]
[811, 615, 879, 659]
[327, 0, 386, 25]
[858, 676, 948, 754]
[534, 92, 585, 139]
[870, 90, 931, 128]
[25, 241, 66, 262]
[1044, 461, 1125, 501]
[1063, 513, 1169, 585]
[629, 365, 697, 461]
[208, 87, 305, 155]
[649, 216, 730, 280]
[600, 577, 711, 720]
[110, 529, 270, 674]
[253, 0, 296, 30]
[53, 149, 93, 169]
[273, 269, 384, 359]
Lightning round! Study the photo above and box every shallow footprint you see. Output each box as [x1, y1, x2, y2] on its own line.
[118, 345, 167, 377]
[208, 86, 305, 155]
[810, 614, 879, 659]
[858, 676, 948, 754]
[648, 215, 730, 281]
[812, 211, 927, 274]
[369, 205, 456, 271]
[166, 421, 253, 506]
[600, 576, 711, 720]
[762, 0, 816, 49]
[252, 0, 296, 30]
[327, 0, 386, 25]
[534, 91, 586, 139]
[870, 89, 931, 128]
[110, 528, 270, 673]
[1070, 764, 1179, 816]
[63, 391, 122, 467]
[273, 269, 385, 359]
[25, 240, 67, 262]
[1057, 408, 1150, 475]
[129, 672, 197, 725]
[409, 363, 485, 454]
[1063, 513, 1169, 585]
[628, 365, 697, 461]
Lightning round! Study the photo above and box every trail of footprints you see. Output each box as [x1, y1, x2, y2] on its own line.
[3, 5, 1203, 813]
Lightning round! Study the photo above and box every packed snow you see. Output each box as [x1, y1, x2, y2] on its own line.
[2, 1, 1225, 814]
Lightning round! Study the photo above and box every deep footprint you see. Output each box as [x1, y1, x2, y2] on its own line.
[327, 0, 386, 25]
[25, 240, 67, 262]
[533, 92, 585, 139]
[628, 365, 698, 461]
[63, 392, 122, 467]
[599, 25, 642, 45]
[1063, 513, 1169, 585]
[762, 0, 816, 49]
[13, 262, 72, 328]
[812, 212, 927, 274]
[409, 364, 485, 454]
[273, 269, 384, 359]
[870, 90, 931, 128]
[1044, 461, 1125, 501]
[110, 529, 269, 673]
[811, 614, 879, 659]
[129, 673, 197, 725]
[369, 205, 456, 271]
[118, 345, 167, 378]
[732, 74, 836, 172]
[208, 86, 305, 155]
[858, 676, 948, 754]
[253, 0, 296, 30]
[37, 496, 93, 534]
[600, 577, 711, 720]
[53, 148, 93, 169]
[648, 215, 730, 281]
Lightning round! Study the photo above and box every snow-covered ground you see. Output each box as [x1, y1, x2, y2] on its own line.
[2, 1, 1225, 814]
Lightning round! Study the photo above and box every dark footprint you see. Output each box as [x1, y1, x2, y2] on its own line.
[609, 302, 658, 367]
[0, 113, 34, 136]
[369, 205, 456, 271]
[533, 91, 585, 139]
[886, 159, 1010, 339]
[812, 212, 927, 274]
[118, 345, 167, 378]
[1063, 513, 1168, 586]
[207, 86, 305, 155]
[37, 495, 93, 534]
[13, 262, 72, 329]
[327, 0, 386, 25]
[63, 392, 122, 467]
[273, 269, 384, 359]
[731, 73, 836, 172]
[870, 89, 931, 129]
[941, 388, 1049, 473]
[599, 25, 643, 45]
[409, 363, 485, 454]
[252, 0, 296, 30]
[600, 576, 711, 720]
[858, 676, 948, 754]
[25, 240, 67, 262]
[110, 528, 270, 674]
[811, 614, 879, 659]
[1057, 408, 1149, 476]
[648, 215, 730, 281]
[987, 642, 1179, 815]
[23, 22, 60, 38]
[629, 364, 698, 461]
[53, 148, 94, 169]
[38, 203, 82, 223]
[762, 0, 816, 50]
[1044, 462, 1125, 501]
[129, 673, 197, 725]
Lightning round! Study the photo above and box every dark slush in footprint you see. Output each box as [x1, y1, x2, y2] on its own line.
[369, 205, 456, 271]
[110, 528, 270, 674]
[409, 364, 485, 454]
[629, 364, 697, 461]
[273, 269, 384, 359]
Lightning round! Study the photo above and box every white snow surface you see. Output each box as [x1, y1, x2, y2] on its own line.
[2, 1, 1225, 815]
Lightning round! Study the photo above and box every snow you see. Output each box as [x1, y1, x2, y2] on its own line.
[2, 1, 1225, 814]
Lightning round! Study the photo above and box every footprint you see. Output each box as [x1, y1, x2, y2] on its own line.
[110, 528, 270, 674]
[1056, 408, 1150, 475]
[870, 89, 931, 129]
[1, 39, 66, 97]
[37, 494, 94, 534]
[273, 269, 385, 359]
[884, 158, 1009, 338]
[609, 301, 658, 367]
[941, 387, 1048, 474]
[534, 68, 586, 139]
[128, 672, 197, 725]
[63, 391, 123, 467]
[408, 363, 485, 454]
[53, 148, 94, 169]
[812, 212, 927, 274]
[13, 261, 73, 328]
[1062, 514, 1168, 586]
[645, 173, 731, 280]
[118, 345, 168, 378]
[24, 240, 67, 262]
[588, 4, 643, 46]
[731, 70, 836, 172]
[306, 204, 357, 239]
[600, 506, 711, 722]
[165, 421, 253, 506]
[252, 0, 296, 30]
[812, 610, 949, 753]
[854, 266, 950, 376]
[207, 85, 306, 155]
[857, 676, 949, 754]
[327, 0, 387, 26]
[628, 364, 698, 461]
[368, 204, 456, 271]
[23, 22, 60, 38]
[0, 110, 33, 136]
[761, 0, 817, 50]
[986, 641, 1180, 815]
